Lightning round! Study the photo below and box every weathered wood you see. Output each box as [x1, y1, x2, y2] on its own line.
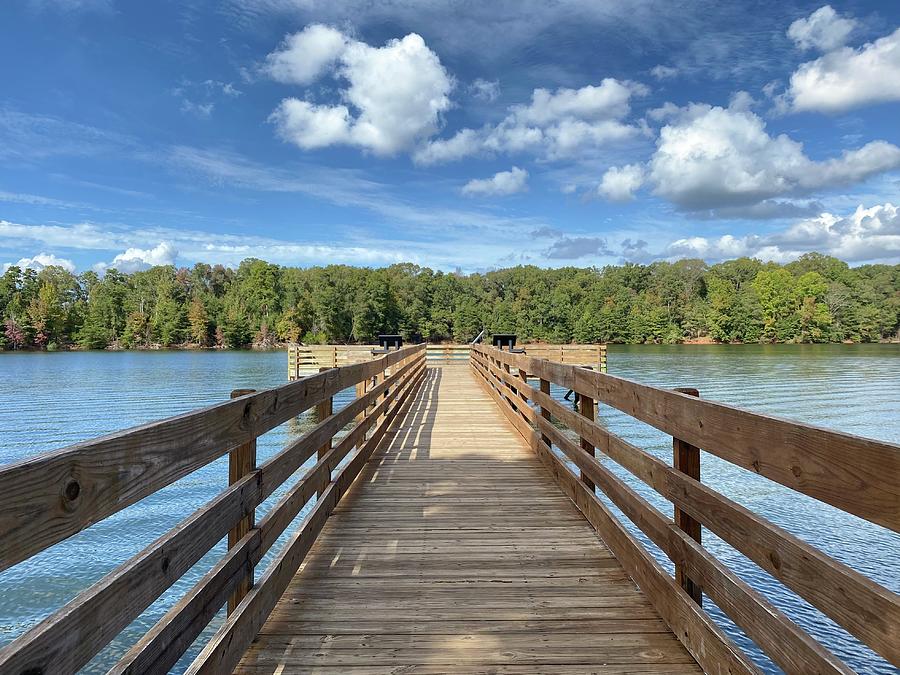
[540, 389, 900, 665]
[477, 345, 900, 533]
[499, 354, 900, 667]
[470, 357, 755, 675]
[109, 355, 426, 675]
[539, 377, 551, 447]
[0, 349, 426, 675]
[532, 411, 850, 675]
[577, 387, 596, 492]
[672, 387, 702, 606]
[228, 388, 257, 615]
[236, 364, 701, 674]
[0, 345, 423, 572]
[188, 361, 427, 675]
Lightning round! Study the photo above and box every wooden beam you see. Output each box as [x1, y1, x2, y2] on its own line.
[477, 345, 900, 533]
[673, 387, 702, 606]
[228, 388, 257, 615]
[0, 345, 424, 572]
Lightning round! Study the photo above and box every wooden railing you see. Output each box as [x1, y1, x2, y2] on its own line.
[0, 344, 427, 675]
[470, 344, 899, 674]
[290, 342, 608, 378]
[288, 343, 379, 379]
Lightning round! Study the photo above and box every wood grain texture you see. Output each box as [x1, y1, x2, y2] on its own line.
[0, 351, 425, 675]
[521, 374, 900, 667]
[233, 364, 701, 675]
[188, 361, 427, 675]
[476, 345, 900, 532]
[0, 345, 424, 572]
[470, 354, 753, 675]
[108, 355, 426, 675]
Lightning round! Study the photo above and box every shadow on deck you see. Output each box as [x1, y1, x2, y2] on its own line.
[234, 366, 699, 674]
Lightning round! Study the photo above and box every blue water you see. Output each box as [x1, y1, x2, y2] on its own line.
[0, 346, 897, 673]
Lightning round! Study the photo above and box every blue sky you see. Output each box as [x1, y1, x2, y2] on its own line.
[1, 0, 899, 273]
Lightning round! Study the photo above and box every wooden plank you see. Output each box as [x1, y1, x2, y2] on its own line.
[477, 345, 900, 532]
[187, 361, 427, 674]
[0, 344, 424, 571]
[672, 386, 702, 606]
[235, 364, 702, 674]
[110, 358, 426, 675]
[533, 411, 850, 675]
[0, 352, 426, 675]
[471, 354, 757, 675]
[525, 380, 900, 667]
[228, 387, 257, 615]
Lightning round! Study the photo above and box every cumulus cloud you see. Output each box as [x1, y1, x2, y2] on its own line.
[469, 78, 500, 101]
[627, 203, 900, 264]
[787, 27, 900, 112]
[2, 253, 75, 273]
[415, 78, 647, 164]
[264, 24, 349, 85]
[598, 164, 644, 201]
[462, 167, 528, 197]
[104, 241, 178, 273]
[266, 27, 453, 155]
[787, 5, 857, 51]
[647, 103, 900, 209]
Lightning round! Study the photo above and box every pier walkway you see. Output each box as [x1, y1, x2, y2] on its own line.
[236, 365, 698, 673]
[0, 343, 897, 674]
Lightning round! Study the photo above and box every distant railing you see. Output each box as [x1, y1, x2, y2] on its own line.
[289, 342, 607, 375]
[0, 344, 427, 675]
[288, 343, 379, 379]
[470, 344, 899, 674]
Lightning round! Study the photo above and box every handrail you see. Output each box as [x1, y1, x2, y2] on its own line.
[470, 344, 900, 673]
[0, 344, 427, 675]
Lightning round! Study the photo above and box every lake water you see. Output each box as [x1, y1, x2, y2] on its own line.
[0, 345, 897, 673]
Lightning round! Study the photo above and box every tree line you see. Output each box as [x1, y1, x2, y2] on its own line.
[1, 253, 898, 351]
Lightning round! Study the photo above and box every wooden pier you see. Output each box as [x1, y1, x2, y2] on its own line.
[0, 344, 897, 674]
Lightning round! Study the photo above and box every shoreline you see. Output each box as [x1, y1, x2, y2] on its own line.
[2, 339, 898, 353]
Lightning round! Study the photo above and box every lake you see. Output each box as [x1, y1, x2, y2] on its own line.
[0, 345, 898, 673]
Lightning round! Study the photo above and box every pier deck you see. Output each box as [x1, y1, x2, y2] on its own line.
[236, 365, 699, 673]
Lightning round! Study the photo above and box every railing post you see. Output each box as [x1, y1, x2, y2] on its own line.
[502, 361, 518, 411]
[577, 389, 596, 492]
[673, 386, 702, 606]
[356, 377, 367, 423]
[228, 388, 257, 615]
[539, 377, 551, 447]
[315, 367, 333, 499]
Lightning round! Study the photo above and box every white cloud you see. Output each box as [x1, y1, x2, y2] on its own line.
[105, 241, 178, 273]
[2, 252, 75, 273]
[650, 65, 678, 79]
[462, 167, 528, 197]
[787, 5, 856, 52]
[469, 78, 500, 101]
[647, 103, 900, 209]
[264, 24, 349, 85]
[634, 203, 900, 264]
[416, 78, 646, 164]
[598, 164, 644, 201]
[266, 28, 453, 155]
[787, 27, 900, 112]
[270, 100, 352, 149]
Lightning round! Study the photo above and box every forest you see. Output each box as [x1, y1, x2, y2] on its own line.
[1, 253, 898, 351]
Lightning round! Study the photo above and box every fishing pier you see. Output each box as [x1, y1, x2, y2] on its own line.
[0, 342, 897, 673]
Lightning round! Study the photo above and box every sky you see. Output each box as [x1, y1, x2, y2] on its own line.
[1, 0, 900, 274]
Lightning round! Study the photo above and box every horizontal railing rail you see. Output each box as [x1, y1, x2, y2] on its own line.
[470, 344, 899, 674]
[0, 344, 427, 675]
